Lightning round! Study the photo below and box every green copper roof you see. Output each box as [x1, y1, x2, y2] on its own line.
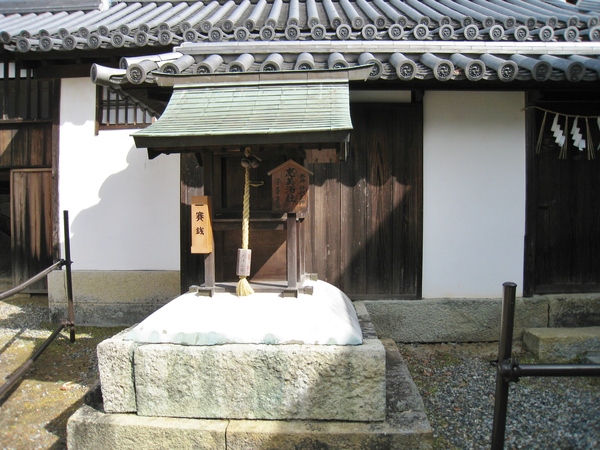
[132, 78, 352, 150]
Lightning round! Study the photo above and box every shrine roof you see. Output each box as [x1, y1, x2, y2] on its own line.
[132, 69, 358, 149]
[1, 0, 599, 83]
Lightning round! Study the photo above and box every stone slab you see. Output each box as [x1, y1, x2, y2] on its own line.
[67, 404, 228, 450]
[523, 326, 600, 363]
[364, 298, 548, 343]
[126, 280, 362, 345]
[67, 338, 432, 450]
[225, 414, 432, 450]
[134, 338, 386, 421]
[96, 327, 139, 413]
[354, 300, 378, 340]
[48, 270, 180, 326]
[548, 294, 600, 328]
[97, 289, 381, 420]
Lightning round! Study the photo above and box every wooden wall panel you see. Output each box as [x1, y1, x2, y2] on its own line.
[530, 104, 600, 293]
[0, 73, 58, 292]
[309, 162, 342, 285]
[0, 123, 53, 169]
[392, 105, 424, 297]
[366, 111, 394, 295]
[10, 169, 53, 291]
[0, 72, 55, 121]
[0, 128, 13, 166]
[305, 102, 423, 299]
[340, 108, 368, 294]
[214, 229, 287, 282]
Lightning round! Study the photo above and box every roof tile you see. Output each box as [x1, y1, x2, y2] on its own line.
[0, 0, 598, 83]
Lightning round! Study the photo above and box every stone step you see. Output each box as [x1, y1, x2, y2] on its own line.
[523, 327, 600, 363]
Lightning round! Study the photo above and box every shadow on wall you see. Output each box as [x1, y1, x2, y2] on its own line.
[69, 145, 179, 271]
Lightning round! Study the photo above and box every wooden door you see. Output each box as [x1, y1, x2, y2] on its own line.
[10, 169, 53, 292]
[526, 103, 600, 294]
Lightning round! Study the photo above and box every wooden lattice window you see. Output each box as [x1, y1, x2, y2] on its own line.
[96, 85, 156, 134]
[0, 61, 56, 121]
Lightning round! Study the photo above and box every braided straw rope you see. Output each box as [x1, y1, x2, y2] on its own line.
[237, 160, 254, 296]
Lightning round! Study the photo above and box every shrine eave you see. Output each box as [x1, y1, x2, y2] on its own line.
[134, 131, 352, 151]
[132, 72, 357, 151]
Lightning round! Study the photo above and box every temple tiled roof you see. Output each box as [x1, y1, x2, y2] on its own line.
[2, 0, 600, 83]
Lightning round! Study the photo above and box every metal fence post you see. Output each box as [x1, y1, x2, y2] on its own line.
[63, 210, 75, 343]
[491, 281, 517, 450]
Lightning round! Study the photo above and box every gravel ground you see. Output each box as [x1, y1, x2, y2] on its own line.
[401, 342, 600, 450]
[0, 278, 598, 449]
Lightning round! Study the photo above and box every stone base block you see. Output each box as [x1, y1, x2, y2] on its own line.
[68, 407, 431, 450]
[548, 294, 600, 328]
[134, 339, 385, 421]
[97, 327, 138, 413]
[67, 405, 228, 450]
[98, 334, 386, 421]
[523, 326, 600, 363]
[363, 298, 548, 343]
[69, 339, 432, 450]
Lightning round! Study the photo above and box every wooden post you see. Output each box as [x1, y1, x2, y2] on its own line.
[298, 217, 305, 283]
[285, 213, 298, 296]
[203, 253, 215, 292]
[268, 160, 313, 296]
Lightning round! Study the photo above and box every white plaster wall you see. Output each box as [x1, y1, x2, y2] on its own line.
[422, 91, 526, 298]
[59, 78, 180, 270]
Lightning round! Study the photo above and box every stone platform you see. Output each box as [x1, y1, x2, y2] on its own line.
[99, 332, 386, 421]
[67, 286, 433, 449]
[68, 338, 432, 449]
[523, 326, 600, 363]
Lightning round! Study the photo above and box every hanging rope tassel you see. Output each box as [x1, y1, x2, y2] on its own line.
[236, 151, 254, 296]
[535, 111, 547, 154]
[586, 118, 595, 160]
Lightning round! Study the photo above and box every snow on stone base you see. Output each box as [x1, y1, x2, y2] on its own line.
[125, 280, 362, 346]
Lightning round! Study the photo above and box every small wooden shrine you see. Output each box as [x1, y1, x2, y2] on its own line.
[132, 67, 371, 296]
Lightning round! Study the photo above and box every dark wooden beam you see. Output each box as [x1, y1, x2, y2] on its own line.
[34, 63, 93, 79]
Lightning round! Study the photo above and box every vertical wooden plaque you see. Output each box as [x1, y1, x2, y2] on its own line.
[191, 196, 213, 254]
